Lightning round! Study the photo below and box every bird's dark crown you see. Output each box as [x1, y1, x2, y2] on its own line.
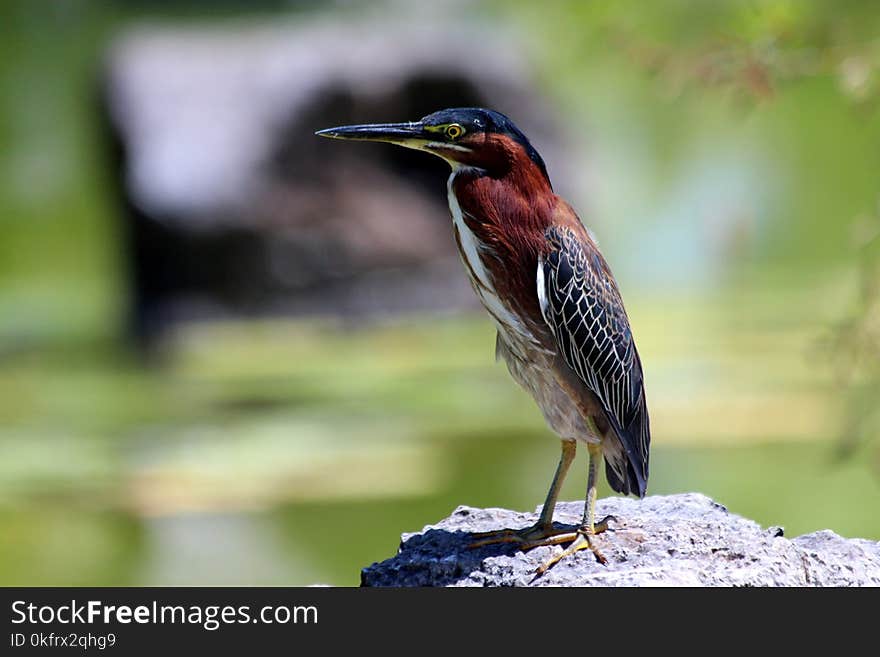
[421, 108, 550, 182]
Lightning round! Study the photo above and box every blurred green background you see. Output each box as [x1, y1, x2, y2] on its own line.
[1, 0, 879, 586]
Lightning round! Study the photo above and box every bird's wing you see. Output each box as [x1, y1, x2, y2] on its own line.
[537, 225, 650, 496]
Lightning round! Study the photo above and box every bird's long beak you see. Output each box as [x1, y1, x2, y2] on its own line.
[315, 121, 427, 144]
[316, 120, 471, 165]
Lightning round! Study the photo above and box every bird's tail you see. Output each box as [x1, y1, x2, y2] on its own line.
[603, 449, 646, 497]
[602, 402, 650, 498]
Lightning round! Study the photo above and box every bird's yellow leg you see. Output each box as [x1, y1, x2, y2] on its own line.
[534, 443, 616, 575]
[470, 440, 577, 547]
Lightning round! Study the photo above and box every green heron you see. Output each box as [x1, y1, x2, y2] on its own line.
[317, 108, 650, 572]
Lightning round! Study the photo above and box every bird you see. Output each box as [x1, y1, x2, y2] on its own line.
[316, 108, 650, 572]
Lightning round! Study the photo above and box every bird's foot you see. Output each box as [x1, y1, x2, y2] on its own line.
[469, 522, 575, 549]
[469, 514, 617, 567]
[533, 519, 617, 578]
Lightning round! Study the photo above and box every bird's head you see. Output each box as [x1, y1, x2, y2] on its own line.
[316, 107, 550, 186]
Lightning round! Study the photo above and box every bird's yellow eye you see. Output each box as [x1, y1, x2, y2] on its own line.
[445, 124, 464, 140]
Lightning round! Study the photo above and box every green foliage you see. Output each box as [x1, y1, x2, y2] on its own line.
[498, 0, 880, 268]
[827, 207, 880, 460]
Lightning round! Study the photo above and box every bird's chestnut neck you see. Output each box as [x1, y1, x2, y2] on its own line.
[455, 133, 552, 198]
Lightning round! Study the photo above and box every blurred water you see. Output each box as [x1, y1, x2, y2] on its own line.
[1, 309, 878, 586]
[138, 514, 304, 586]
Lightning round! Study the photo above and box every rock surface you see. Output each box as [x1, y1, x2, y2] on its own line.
[361, 493, 880, 586]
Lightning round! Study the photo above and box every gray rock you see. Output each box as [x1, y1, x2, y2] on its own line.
[361, 493, 880, 587]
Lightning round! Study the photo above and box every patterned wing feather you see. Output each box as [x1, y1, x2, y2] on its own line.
[538, 226, 650, 496]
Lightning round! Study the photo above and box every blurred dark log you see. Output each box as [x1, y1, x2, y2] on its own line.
[100, 19, 565, 343]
